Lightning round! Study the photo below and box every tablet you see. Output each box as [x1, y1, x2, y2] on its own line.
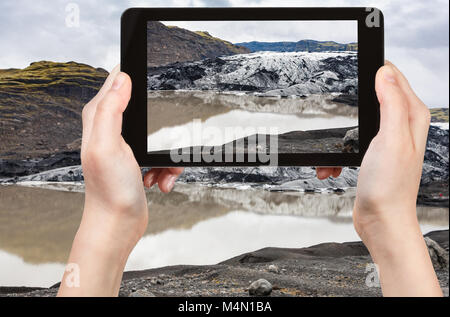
[121, 7, 384, 167]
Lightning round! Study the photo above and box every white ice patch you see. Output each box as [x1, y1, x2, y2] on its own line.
[431, 122, 449, 130]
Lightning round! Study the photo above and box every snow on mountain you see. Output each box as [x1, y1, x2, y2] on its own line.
[148, 51, 358, 97]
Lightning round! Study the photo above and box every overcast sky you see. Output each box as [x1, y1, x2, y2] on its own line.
[0, 0, 448, 108]
[161, 21, 357, 44]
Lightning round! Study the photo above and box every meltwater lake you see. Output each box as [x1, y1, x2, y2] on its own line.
[147, 91, 358, 152]
[0, 183, 447, 287]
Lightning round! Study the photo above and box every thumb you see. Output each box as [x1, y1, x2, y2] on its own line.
[90, 72, 132, 149]
[375, 65, 410, 138]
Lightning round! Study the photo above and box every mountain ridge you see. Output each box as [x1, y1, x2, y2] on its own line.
[235, 40, 358, 53]
[147, 22, 250, 67]
[0, 61, 108, 159]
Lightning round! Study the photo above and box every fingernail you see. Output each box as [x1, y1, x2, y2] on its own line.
[145, 174, 154, 188]
[383, 67, 396, 84]
[111, 73, 125, 90]
[167, 175, 177, 191]
[376, 89, 383, 104]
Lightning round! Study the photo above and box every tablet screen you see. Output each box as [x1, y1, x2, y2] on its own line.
[147, 20, 358, 158]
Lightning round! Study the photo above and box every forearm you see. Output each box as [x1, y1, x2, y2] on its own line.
[362, 210, 442, 297]
[57, 210, 139, 297]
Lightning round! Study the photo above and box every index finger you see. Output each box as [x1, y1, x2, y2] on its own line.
[316, 167, 342, 180]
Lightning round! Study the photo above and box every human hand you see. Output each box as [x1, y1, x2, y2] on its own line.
[354, 62, 441, 296]
[316, 62, 430, 239]
[351, 63, 431, 245]
[316, 167, 342, 180]
[58, 66, 183, 296]
[317, 62, 441, 296]
[81, 65, 183, 240]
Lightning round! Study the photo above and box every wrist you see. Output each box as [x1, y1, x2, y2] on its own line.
[82, 193, 148, 245]
[78, 207, 145, 259]
[357, 214, 442, 297]
[358, 215, 423, 264]
[58, 203, 146, 296]
[354, 204, 421, 258]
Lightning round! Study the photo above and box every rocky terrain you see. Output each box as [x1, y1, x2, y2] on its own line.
[419, 124, 449, 206]
[235, 40, 358, 53]
[2, 229, 448, 297]
[147, 21, 250, 67]
[2, 124, 446, 207]
[148, 51, 358, 101]
[154, 126, 358, 155]
[0, 61, 107, 160]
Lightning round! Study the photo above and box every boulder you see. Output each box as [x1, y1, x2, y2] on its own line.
[267, 264, 279, 274]
[248, 279, 272, 296]
[343, 128, 359, 153]
[424, 237, 449, 270]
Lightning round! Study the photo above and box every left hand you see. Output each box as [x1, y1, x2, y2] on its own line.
[80, 65, 183, 240]
[58, 65, 183, 296]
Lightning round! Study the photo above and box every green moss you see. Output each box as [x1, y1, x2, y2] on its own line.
[0, 61, 107, 93]
[430, 108, 449, 122]
[194, 31, 242, 51]
[320, 41, 338, 46]
[346, 43, 358, 51]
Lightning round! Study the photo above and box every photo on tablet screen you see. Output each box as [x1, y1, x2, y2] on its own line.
[147, 20, 358, 157]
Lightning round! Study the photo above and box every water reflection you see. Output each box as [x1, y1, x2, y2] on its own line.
[0, 183, 448, 287]
[147, 91, 358, 152]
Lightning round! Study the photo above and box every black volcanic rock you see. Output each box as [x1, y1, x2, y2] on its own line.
[418, 125, 449, 206]
[331, 94, 358, 107]
[422, 125, 449, 185]
[0, 151, 81, 179]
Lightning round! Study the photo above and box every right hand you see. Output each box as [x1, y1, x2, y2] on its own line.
[317, 62, 431, 246]
[354, 63, 430, 244]
[316, 63, 442, 296]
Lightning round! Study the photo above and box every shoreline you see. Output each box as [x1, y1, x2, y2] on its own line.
[148, 126, 359, 154]
[1, 229, 448, 297]
[1, 167, 448, 209]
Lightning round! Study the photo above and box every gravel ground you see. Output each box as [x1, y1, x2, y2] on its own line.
[2, 230, 448, 297]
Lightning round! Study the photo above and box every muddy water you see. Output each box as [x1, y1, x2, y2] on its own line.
[0, 183, 447, 287]
[147, 91, 358, 152]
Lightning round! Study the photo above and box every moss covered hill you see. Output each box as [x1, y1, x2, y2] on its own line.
[430, 108, 449, 123]
[235, 40, 358, 53]
[147, 21, 250, 67]
[0, 61, 107, 159]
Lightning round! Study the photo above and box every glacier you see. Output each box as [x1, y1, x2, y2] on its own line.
[148, 51, 358, 97]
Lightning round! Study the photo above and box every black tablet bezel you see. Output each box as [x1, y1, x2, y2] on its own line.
[121, 7, 384, 167]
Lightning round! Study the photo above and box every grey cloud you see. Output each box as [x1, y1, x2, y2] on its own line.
[164, 20, 357, 44]
[0, 0, 448, 107]
[198, 0, 232, 6]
